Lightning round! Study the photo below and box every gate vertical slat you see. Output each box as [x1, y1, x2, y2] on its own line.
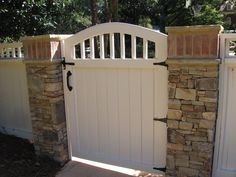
[118, 70, 131, 162]
[78, 70, 89, 153]
[131, 36, 136, 59]
[90, 37, 95, 59]
[110, 33, 115, 59]
[155, 43, 158, 59]
[120, 33, 125, 59]
[143, 39, 148, 59]
[81, 41, 85, 59]
[141, 70, 154, 165]
[107, 70, 119, 158]
[97, 70, 109, 157]
[86, 70, 99, 155]
[154, 68, 168, 118]
[99, 35, 105, 59]
[129, 70, 142, 163]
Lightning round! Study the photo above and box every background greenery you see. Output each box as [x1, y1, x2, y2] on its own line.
[0, 0, 231, 42]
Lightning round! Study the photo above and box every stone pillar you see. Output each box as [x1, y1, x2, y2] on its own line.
[22, 35, 71, 164]
[165, 26, 223, 177]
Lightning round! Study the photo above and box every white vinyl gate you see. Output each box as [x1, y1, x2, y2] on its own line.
[63, 23, 168, 172]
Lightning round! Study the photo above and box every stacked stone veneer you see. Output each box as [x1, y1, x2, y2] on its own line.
[165, 26, 223, 177]
[166, 60, 219, 177]
[22, 35, 70, 164]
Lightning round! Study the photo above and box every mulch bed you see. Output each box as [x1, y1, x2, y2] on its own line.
[0, 133, 61, 177]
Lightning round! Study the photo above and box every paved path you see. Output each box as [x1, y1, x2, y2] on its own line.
[56, 161, 164, 177]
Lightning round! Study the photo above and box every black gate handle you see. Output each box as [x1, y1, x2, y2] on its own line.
[67, 71, 73, 91]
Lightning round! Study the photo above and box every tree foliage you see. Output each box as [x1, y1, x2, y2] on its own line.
[0, 0, 92, 41]
[193, 4, 223, 25]
[0, 0, 228, 41]
[119, 0, 225, 32]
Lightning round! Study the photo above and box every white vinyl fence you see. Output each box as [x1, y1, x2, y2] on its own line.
[0, 42, 32, 140]
[213, 33, 236, 177]
[0, 42, 23, 58]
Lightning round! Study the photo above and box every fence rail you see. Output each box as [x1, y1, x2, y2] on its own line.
[0, 42, 23, 59]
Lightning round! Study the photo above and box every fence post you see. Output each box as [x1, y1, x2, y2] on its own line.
[22, 35, 71, 164]
[165, 26, 223, 177]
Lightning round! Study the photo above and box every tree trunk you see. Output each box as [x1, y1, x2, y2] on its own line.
[104, 0, 119, 58]
[90, 0, 99, 57]
[90, 0, 98, 25]
[111, 0, 118, 22]
[104, 0, 112, 22]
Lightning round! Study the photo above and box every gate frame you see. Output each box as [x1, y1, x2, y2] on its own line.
[62, 22, 168, 172]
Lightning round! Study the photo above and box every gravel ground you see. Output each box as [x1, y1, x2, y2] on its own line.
[0, 133, 61, 177]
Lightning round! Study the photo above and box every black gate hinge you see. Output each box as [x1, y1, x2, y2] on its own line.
[153, 167, 166, 173]
[153, 61, 168, 68]
[61, 57, 75, 70]
[153, 117, 167, 124]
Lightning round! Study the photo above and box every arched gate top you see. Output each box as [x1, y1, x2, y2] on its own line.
[64, 22, 167, 62]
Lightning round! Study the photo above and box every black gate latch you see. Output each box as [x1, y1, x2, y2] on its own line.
[61, 57, 75, 70]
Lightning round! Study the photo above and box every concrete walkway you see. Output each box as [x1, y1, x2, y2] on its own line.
[56, 161, 164, 177]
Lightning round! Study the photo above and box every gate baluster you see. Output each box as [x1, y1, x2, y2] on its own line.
[90, 37, 95, 59]
[143, 39, 148, 59]
[110, 33, 115, 59]
[81, 41, 85, 59]
[120, 33, 125, 59]
[99, 35, 105, 59]
[132, 36, 136, 59]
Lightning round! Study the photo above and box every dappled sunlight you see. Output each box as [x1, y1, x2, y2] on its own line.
[72, 157, 164, 177]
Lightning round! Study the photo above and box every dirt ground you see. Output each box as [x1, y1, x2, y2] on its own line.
[0, 133, 164, 177]
[0, 133, 61, 177]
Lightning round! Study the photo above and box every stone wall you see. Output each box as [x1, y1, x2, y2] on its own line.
[25, 61, 68, 163]
[165, 26, 223, 177]
[22, 35, 70, 164]
[166, 59, 219, 177]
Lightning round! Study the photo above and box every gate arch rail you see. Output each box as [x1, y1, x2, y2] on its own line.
[64, 22, 167, 63]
